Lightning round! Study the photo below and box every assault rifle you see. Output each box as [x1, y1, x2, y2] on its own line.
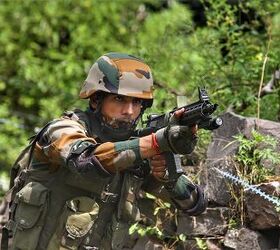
[145, 87, 222, 132]
[135, 87, 223, 186]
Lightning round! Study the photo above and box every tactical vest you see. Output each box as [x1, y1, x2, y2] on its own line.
[1, 109, 145, 250]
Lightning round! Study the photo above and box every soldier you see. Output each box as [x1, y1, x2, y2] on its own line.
[2, 52, 207, 250]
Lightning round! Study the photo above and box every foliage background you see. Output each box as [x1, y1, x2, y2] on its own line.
[0, 0, 280, 177]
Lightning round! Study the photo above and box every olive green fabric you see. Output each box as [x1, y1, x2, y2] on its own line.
[12, 182, 49, 250]
[8, 110, 110, 249]
[9, 109, 146, 250]
[117, 172, 143, 223]
[47, 197, 99, 250]
[6, 108, 204, 250]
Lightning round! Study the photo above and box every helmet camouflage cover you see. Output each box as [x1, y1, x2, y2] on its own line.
[79, 52, 153, 106]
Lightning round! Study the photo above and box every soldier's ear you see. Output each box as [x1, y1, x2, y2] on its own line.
[89, 95, 97, 109]
[89, 91, 108, 109]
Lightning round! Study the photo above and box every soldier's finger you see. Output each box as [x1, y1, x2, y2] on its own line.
[151, 164, 166, 171]
[191, 124, 198, 134]
[174, 108, 185, 118]
[151, 154, 165, 161]
[150, 160, 166, 167]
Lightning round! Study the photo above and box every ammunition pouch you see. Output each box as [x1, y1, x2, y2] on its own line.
[47, 196, 99, 250]
[12, 182, 49, 250]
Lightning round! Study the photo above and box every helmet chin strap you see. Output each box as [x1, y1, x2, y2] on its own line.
[89, 100, 145, 142]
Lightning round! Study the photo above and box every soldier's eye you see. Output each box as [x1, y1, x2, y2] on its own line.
[133, 98, 142, 106]
[114, 96, 124, 102]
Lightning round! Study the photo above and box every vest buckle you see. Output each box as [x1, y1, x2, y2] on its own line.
[100, 191, 118, 203]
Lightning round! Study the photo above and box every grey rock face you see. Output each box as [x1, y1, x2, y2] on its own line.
[176, 207, 230, 236]
[197, 112, 280, 249]
[224, 227, 275, 250]
[201, 112, 255, 205]
[202, 157, 236, 206]
[245, 181, 280, 230]
[202, 112, 280, 205]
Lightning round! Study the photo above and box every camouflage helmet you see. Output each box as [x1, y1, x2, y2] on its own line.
[79, 52, 153, 107]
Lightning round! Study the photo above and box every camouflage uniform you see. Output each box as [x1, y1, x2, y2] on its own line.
[2, 53, 206, 250]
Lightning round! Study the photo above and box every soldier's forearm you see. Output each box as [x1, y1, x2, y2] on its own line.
[93, 135, 158, 173]
[139, 134, 159, 158]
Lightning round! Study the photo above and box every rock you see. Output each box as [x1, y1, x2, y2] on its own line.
[245, 181, 280, 230]
[201, 112, 280, 205]
[177, 238, 223, 250]
[202, 157, 236, 206]
[132, 236, 164, 250]
[223, 229, 239, 249]
[260, 229, 280, 250]
[201, 112, 252, 205]
[206, 239, 223, 250]
[252, 118, 280, 174]
[176, 239, 202, 250]
[224, 227, 275, 250]
[176, 207, 230, 236]
[207, 112, 256, 160]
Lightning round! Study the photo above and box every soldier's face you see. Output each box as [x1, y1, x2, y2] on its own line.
[100, 94, 142, 129]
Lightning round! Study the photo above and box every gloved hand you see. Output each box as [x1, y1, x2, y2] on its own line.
[168, 175, 207, 216]
[155, 125, 198, 155]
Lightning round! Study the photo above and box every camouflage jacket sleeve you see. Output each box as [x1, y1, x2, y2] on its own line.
[35, 117, 144, 175]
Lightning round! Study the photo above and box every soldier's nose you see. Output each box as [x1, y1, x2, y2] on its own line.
[123, 102, 134, 115]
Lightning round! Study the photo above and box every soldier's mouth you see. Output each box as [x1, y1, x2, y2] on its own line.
[102, 116, 135, 129]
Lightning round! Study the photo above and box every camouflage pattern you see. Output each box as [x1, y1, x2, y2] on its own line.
[3, 108, 206, 249]
[2, 55, 206, 250]
[34, 111, 143, 174]
[6, 110, 146, 249]
[79, 52, 153, 103]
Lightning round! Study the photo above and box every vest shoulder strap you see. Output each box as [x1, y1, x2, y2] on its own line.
[63, 109, 99, 140]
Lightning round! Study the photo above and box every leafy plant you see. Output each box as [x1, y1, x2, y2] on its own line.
[195, 237, 208, 250]
[129, 192, 189, 249]
[226, 129, 280, 225]
[228, 218, 238, 229]
[234, 129, 280, 184]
